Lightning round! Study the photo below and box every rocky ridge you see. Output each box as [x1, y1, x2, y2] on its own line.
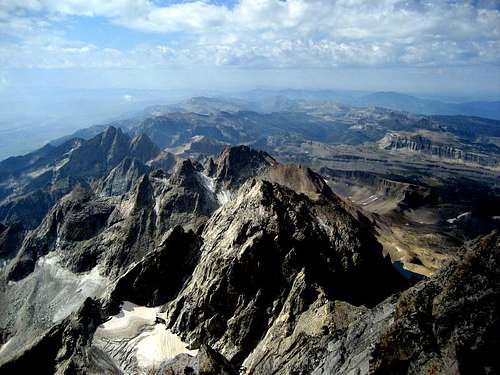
[0, 128, 498, 374]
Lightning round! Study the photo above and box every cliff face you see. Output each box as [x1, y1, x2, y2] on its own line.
[379, 132, 499, 167]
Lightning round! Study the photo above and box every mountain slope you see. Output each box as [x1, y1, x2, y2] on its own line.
[0, 116, 498, 375]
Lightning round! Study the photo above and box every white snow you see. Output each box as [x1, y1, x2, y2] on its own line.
[154, 195, 162, 216]
[94, 302, 197, 370]
[316, 216, 331, 235]
[27, 165, 52, 178]
[359, 194, 379, 206]
[197, 172, 232, 205]
[447, 211, 471, 224]
[136, 326, 197, 368]
[196, 172, 215, 193]
[54, 157, 69, 171]
[0, 337, 13, 355]
[216, 189, 232, 205]
[0, 259, 8, 271]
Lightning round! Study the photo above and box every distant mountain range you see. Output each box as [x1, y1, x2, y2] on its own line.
[1, 89, 499, 161]
[352, 91, 500, 120]
[233, 89, 500, 120]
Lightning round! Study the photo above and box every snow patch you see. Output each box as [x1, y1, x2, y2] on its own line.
[316, 216, 331, 235]
[0, 337, 13, 355]
[94, 302, 197, 371]
[54, 157, 69, 171]
[136, 325, 197, 368]
[196, 172, 215, 193]
[447, 211, 471, 224]
[154, 195, 162, 216]
[27, 165, 52, 178]
[216, 189, 232, 205]
[360, 194, 379, 205]
[0, 259, 8, 271]
[197, 172, 232, 205]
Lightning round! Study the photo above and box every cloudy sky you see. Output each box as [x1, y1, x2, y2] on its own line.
[1, 0, 500, 95]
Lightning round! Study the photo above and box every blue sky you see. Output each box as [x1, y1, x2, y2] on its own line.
[1, 0, 499, 95]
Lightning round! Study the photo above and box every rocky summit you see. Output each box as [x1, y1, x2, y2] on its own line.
[0, 125, 498, 375]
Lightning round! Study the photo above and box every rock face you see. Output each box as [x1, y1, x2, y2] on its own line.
[213, 145, 277, 189]
[313, 230, 500, 375]
[0, 298, 106, 375]
[370, 231, 500, 374]
[159, 344, 238, 375]
[97, 158, 149, 197]
[0, 132, 497, 375]
[6, 185, 115, 281]
[56, 127, 158, 179]
[165, 177, 405, 368]
[109, 226, 202, 309]
[0, 222, 24, 267]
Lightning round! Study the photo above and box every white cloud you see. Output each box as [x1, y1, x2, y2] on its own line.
[1, 0, 499, 69]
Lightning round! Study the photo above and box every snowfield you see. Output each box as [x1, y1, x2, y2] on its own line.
[94, 302, 197, 372]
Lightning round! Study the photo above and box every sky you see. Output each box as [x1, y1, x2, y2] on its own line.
[1, 0, 500, 96]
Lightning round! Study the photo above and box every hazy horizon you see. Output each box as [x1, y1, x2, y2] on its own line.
[1, 0, 500, 159]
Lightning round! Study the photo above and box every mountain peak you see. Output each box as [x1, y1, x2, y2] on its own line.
[129, 133, 160, 162]
[214, 145, 277, 188]
[262, 164, 337, 201]
[169, 159, 199, 187]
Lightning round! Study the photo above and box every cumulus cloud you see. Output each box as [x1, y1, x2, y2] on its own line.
[1, 0, 499, 69]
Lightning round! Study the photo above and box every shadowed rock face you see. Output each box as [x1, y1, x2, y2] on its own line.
[313, 230, 500, 375]
[56, 127, 159, 180]
[97, 158, 149, 197]
[0, 127, 161, 237]
[370, 231, 500, 375]
[108, 226, 202, 310]
[0, 222, 24, 265]
[5, 185, 115, 281]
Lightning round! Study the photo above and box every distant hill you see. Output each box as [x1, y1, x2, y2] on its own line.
[354, 91, 500, 120]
